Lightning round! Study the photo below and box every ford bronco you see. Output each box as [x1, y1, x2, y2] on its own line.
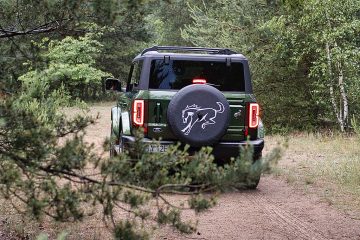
[106, 46, 265, 187]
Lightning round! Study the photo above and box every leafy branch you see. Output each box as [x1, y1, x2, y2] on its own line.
[0, 19, 71, 39]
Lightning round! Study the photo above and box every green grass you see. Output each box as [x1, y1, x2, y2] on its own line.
[0, 198, 110, 239]
[1, 132, 359, 238]
[269, 133, 360, 213]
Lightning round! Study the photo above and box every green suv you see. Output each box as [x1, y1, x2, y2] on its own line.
[106, 46, 264, 164]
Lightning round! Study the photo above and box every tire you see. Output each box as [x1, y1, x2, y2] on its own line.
[232, 171, 261, 190]
[245, 172, 261, 189]
[231, 153, 262, 190]
[246, 153, 263, 189]
[167, 84, 230, 147]
[253, 152, 262, 162]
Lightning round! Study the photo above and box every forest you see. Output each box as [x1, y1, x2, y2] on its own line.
[0, 0, 359, 239]
[1, 0, 358, 132]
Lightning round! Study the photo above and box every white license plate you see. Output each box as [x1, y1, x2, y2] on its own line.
[147, 144, 169, 153]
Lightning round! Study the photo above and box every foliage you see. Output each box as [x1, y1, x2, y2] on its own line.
[36, 231, 68, 240]
[273, 134, 360, 213]
[0, 0, 148, 97]
[0, 0, 359, 238]
[181, 0, 360, 133]
[18, 28, 111, 100]
[351, 116, 360, 140]
[0, 0, 92, 93]
[180, 0, 317, 132]
[1, 0, 359, 131]
[114, 220, 149, 240]
[0, 82, 94, 221]
[182, 0, 257, 51]
[264, 0, 360, 131]
[144, 0, 198, 46]
[0, 80, 283, 238]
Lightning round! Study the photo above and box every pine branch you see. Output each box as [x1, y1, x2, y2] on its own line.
[0, 19, 70, 39]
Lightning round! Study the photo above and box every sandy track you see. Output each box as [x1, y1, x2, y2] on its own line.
[1, 104, 359, 240]
[84, 104, 360, 240]
[154, 177, 360, 240]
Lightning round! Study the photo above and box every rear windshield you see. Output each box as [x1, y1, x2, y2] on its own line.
[149, 60, 245, 91]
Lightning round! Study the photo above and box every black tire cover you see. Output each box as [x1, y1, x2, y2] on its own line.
[167, 84, 230, 147]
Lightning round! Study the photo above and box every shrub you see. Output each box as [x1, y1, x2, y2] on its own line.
[0, 86, 283, 238]
[19, 27, 111, 101]
[351, 116, 360, 141]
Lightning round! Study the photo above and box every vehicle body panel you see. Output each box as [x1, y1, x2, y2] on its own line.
[109, 46, 264, 160]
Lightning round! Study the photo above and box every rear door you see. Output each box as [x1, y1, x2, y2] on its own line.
[147, 90, 177, 140]
[222, 93, 247, 141]
[146, 58, 247, 142]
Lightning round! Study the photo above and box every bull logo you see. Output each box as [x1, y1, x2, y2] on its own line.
[181, 102, 225, 135]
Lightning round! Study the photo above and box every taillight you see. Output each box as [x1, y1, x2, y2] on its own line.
[132, 99, 145, 126]
[192, 78, 207, 84]
[248, 103, 259, 128]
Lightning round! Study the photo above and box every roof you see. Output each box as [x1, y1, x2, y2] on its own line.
[134, 46, 247, 60]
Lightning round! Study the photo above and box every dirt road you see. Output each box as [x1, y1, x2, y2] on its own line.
[85, 104, 360, 240]
[154, 178, 360, 240]
[0, 104, 360, 240]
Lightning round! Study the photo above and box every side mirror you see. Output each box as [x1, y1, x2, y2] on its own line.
[105, 78, 122, 92]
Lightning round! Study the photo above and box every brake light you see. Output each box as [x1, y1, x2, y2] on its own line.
[192, 78, 207, 84]
[132, 99, 144, 126]
[248, 103, 259, 128]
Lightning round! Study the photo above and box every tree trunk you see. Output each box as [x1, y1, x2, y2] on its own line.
[337, 61, 348, 129]
[326, 42, 344, 131]
[325, 42, 348, 132]
[325, 9, 348, 132]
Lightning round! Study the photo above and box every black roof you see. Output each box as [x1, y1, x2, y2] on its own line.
[141, 46, 238, 55]
[136, 46, 247, 60]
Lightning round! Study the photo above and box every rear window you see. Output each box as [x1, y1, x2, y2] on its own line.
[149, 60, 245, 91]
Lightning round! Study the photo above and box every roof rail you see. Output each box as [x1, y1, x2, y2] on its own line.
[141, 46, 237, 55]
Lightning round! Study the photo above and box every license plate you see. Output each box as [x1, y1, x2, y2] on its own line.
[147, 144, 169, 153]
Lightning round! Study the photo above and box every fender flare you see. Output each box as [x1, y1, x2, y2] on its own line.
[111, 106, 131, 138]
[257, 118, 265, 139]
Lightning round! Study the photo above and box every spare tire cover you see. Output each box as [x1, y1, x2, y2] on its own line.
[167, 84, 230, 147]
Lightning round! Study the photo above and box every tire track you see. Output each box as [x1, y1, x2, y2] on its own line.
[246, 191, 328, 240]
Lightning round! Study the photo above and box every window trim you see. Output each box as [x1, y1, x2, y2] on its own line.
[126, 60, 143, 92]
[148, 59, 246, 92]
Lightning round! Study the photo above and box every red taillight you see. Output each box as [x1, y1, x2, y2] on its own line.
[248, 103, 259, 128]
[192, 78, 207, 84]
[132, 99, 144, 126]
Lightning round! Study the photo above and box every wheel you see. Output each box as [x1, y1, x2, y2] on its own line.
[231, 170, 261, 190]
[245, 171, 261, 189]
[231, 152, 262, 190]
[246, 153, 263, 189]
[253, 152, 262, 162]
[167, 84, 230, 147]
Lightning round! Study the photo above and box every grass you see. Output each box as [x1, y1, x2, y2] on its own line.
[268, 133, 360, 215]
[2, 130, 359, 238]
[0, 198, 111, 239]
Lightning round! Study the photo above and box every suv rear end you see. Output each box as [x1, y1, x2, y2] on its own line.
[109, 46, 264, 161]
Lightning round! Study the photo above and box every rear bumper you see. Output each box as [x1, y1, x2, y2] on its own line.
[121, 135, 264, 159]
[211, 139, 264, 159]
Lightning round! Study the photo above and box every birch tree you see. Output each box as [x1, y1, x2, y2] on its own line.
[265, 0, 360, 131]
[301, 0, 359, 131]
[182, 0, 320, 132]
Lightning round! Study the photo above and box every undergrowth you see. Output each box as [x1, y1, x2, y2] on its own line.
[1, 90, 284, 240]
[271, 133, 360, 213]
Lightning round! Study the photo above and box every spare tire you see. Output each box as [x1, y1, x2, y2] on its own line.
[167, 84, 230, 147]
